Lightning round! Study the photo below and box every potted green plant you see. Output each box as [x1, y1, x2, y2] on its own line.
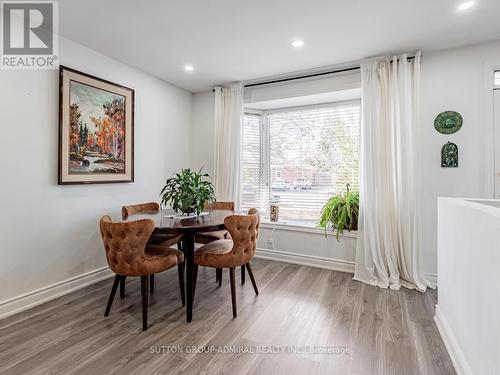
[319, 187, 359, 240]
[160, 168, 215, 215]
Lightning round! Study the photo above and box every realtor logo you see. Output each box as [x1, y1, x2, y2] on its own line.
[1, 1, 58, 69]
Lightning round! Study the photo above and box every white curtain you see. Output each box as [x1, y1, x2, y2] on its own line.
[214, 83, 243, 205]
[354, 51, 428, 292]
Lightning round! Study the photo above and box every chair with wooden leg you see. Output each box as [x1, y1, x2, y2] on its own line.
[99, 215, 185, 330]
[194, 201, 235, 286]
[121, 202, 183, 296]
[122, 202, 183, 247]
[192, 211, 260, 318]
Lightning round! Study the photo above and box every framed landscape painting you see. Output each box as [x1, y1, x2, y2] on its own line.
[59, 66, 134, 184]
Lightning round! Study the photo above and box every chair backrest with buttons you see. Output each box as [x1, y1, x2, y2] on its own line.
[247, 208, 260, 238]
[121, 202, 160, 220]
[224, 214, 259, 266]
[204, 201, 235, 211]
[99, 215, 155, 276]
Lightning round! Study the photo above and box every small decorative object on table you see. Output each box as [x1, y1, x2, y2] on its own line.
[270, 205, 279, 222]
[319, 184, 359, 240]
[441, 142, 458, 168]
[434, 111, 463, 135]
[160, 168, 215, 215]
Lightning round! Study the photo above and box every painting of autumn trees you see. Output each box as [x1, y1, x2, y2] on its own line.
[68, 81, 126, 174]
[59, 66, 134, 184]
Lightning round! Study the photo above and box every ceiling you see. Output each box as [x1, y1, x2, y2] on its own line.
[59, 0, 500, 93]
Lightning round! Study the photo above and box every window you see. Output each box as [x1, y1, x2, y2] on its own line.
[495, 71, 500, 87]
[241, 113, 265, 211]
[240, 100, 360, 224]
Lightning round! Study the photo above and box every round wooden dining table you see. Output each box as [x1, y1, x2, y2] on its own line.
[136, 209, 233, 322]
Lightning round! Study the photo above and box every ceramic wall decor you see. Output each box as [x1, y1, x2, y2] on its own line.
[270, 205, 279, 222]
[434, 111, 463, 135]
[441, 142, 458, 168]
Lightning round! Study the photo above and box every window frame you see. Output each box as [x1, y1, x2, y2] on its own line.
[261, 99, 361, 115]
[241, 99, 361, 227]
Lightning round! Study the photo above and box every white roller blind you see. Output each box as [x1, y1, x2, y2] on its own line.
[241, 100, 360, 224]
[240, 113, 268, 213]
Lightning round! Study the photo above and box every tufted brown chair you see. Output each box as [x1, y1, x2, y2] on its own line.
[195, 201, 234, 244]
[194, 201, 236, 285]
[121, 202, 184, 298]
[122, 202, 160, 219]
[192, 211, 261, 318]
[247, 207, 259, 216]
[122, 202, 183, 247]
[100, 215, 185, 330]
[204, 201, 235, 211]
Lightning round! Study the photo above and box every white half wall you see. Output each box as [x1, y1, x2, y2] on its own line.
[436, 198, 500, 375]
[0, 37, 192, 313]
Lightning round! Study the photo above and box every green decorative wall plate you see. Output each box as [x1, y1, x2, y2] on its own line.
[434, 111, 463, 134]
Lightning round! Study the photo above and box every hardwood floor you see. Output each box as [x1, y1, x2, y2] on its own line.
[0, 259, 455, 375]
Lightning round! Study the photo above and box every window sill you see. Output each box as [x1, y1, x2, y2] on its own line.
[259, 220, 358, 238]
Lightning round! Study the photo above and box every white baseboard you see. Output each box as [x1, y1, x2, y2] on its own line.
[425, 273, 437, 288]
[255, 248, 355, 274]
[434, 305, 473, 375]
[256, 248, 438, 287]
[0, 267, 113, 321]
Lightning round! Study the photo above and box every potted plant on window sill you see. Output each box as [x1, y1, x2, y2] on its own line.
[160, 168, 215, 216]
[319, 185, 359, 240]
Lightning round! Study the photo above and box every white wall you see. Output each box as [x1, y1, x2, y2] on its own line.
[436, 198, 500, 375]
[420, 40, 500, 278]
[190, 40, 500, 280]
[244, 70, 361, 103]
[0, 37, 192, 306]
[190, 91, 215, 176]
[257, 224, 356, 273]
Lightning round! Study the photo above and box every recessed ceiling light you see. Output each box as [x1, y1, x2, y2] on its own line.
[291, 40, 304, 48]
[457, 1, 475, 11]
[184, 65, 194, 72]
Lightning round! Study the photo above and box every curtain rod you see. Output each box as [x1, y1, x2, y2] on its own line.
[212, 56, 416, 92]
[243, 66, 359, 88]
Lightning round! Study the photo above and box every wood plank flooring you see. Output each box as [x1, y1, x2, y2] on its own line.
[0, 259, 455, 375]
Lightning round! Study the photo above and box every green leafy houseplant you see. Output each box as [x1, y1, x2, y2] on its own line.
[319, 189, 359, 240]
[160, 168, 215, 215]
